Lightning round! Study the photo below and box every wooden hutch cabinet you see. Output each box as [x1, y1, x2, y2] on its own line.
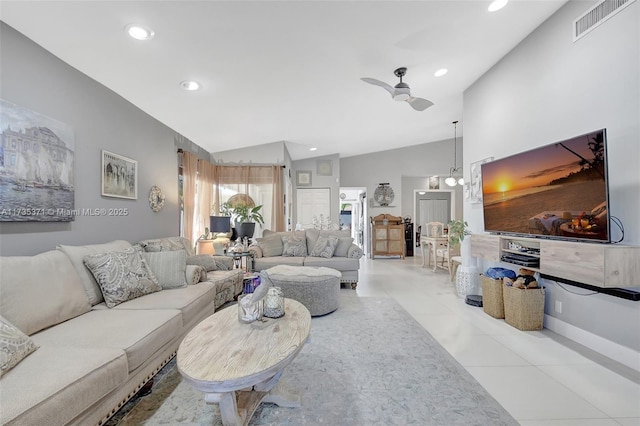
[370, 214, 405, 259]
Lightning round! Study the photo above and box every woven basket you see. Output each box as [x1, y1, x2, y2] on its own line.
[503, 285, 545, 331]
[481, 275, 504, 319]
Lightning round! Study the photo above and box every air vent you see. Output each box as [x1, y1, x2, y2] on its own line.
[574, 0, 636, 41]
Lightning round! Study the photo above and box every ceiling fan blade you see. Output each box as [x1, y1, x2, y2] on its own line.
[361, 78, 395, 96]
[407, 96, 434, 111]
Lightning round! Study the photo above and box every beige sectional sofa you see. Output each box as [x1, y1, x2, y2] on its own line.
[0, 237, 243, 426]
[249, 229, 364, 288]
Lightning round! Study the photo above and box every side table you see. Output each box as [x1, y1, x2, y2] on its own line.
[227, 251, 254, 272]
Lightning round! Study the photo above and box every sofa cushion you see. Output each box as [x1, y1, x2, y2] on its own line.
[282, 234, 307, 257]
[310, 235, 339, 258]
[83, 248, 162, 308]
[0, 315, 39, 377]
[142, 250, 188, 289]
[57, 240, 133, 305]
[256, 235, 284, 257]
[302, 256, 361, 271]
[253, 256, 306, 270]
[0, 250, 91, 335]
[137, 237, 194, 256]
[32, 309, 181, 373]
[108, 283, 217, 328]
[186, 254, 219, 271]
[334, 237, 355, 257]
[0, 345, 127, 426]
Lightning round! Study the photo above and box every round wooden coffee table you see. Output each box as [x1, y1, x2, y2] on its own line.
[177, 298, 311, 426]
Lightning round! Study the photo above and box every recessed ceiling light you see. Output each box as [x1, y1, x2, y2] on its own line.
[488, 0, 508, 12]
[434, 68, 448, 77]
[125, 24, 155, 40]
[180, 80, 200, 91]
[309, 147, 317, 151]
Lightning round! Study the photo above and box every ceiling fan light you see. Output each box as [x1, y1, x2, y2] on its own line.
[393, 93, 410, 102]
[445, 176, 457, 187]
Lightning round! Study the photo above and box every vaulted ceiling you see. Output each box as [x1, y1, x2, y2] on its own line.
[0, 0, 567, 160]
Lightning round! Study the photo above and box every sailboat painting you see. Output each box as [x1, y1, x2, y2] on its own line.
[0, 99, 75, 221]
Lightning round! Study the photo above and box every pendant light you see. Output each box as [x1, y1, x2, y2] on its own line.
[445, 120, 463, 187]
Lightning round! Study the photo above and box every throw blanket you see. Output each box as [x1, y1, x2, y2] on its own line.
[266, 265, 342, 278]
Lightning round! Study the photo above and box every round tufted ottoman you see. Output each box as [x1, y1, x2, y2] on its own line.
[260, 265, 341, 316]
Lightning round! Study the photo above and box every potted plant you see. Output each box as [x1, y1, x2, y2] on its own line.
[222, 201, 265, 239]
[448, 219, 470, 247]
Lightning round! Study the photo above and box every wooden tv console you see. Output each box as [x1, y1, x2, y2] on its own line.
[470, 234, 640, 288]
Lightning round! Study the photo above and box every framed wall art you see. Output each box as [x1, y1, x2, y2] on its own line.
[0, 99, 75, 222]
[101, 150, 137, 199]
[470, 157, 493, 204]
[316, 159, 333, 176]
[296, 170, 312, 186]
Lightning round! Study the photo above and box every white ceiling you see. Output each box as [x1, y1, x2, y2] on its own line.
[0, 0, 567, 161]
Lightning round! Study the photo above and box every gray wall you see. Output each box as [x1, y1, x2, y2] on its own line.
[463, 1, 640, 353]
[0, 23, 184, 255]
[340, 139, 463, 221]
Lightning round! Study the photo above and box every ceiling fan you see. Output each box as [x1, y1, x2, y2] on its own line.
[361, 67, 434, 111]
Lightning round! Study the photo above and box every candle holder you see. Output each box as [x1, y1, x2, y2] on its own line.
[263, 287, 285, 318]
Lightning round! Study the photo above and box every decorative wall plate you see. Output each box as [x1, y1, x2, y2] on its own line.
[149, 185, 165, 212]
[374, 183, 394, 206]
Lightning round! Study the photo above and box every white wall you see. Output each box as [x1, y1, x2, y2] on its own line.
[291, 154, 341, 225]
[463, 1, 640, 356]
[212, 140, 288, 165]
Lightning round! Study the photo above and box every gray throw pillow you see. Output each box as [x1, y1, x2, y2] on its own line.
[186, 254, 218, 271]
[334, 237, 354, 257]
[310, 236, 339, 258]
[256, 235, 284, 257]
[282, 235, 307, 257]
[143, 250, 188, 289]
[83, 248, 162, 308]
[0, 315, 39, 377]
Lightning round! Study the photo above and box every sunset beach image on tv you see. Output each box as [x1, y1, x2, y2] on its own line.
[481, 129, 609, 242]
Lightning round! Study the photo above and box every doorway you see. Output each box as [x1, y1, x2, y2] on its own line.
[339, 187, 367, 253]
[413, 190, 455, 247]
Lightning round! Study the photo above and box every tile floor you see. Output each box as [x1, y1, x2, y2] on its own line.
[354, 255, 640, 426]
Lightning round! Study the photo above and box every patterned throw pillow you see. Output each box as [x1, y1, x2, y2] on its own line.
[186, 254, 218, 271]
[143, 250, 188, 289]
[282, 235, 307, 257]
[310, 236, 339, 258]
[0, 315, 39, 377]
[333, 237, 354, 257]
[83, 248, 162, 308]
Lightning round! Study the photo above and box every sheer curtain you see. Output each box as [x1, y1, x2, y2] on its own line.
[212, 165, 285, 236]
[181, 151, 199, 243]
[197, 160, 214, 236]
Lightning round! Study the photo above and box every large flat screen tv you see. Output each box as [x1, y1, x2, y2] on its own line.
[481, 129, 610, 243]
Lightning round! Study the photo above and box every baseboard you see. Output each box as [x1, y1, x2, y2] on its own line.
[544, 314, 640, 373]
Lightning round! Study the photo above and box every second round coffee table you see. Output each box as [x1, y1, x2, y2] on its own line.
[177, 298, 311, 426]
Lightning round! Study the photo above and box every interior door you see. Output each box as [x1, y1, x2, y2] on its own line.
[418, 198, 450, 226]
[296, 188, 331, 229]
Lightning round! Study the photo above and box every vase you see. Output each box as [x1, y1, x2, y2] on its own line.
[236, 222, 256, 240]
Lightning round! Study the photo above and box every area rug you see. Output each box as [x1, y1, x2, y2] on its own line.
[108, 291, 518, 425]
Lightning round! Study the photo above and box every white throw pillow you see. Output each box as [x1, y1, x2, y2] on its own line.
[143, 250, 188, 289]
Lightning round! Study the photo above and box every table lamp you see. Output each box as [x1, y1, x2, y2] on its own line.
[210, 216, 231, 254]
